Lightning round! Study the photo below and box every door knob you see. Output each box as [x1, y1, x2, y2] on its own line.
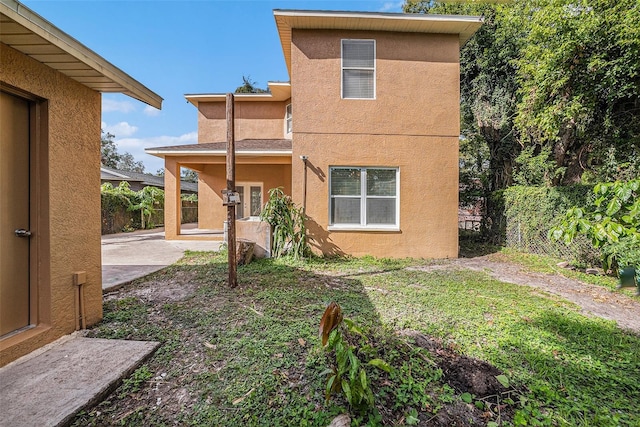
[14, 229, 32, 238]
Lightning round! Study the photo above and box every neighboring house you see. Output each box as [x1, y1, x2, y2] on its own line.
[0, 0, 161, 366]
[146, 9, 482, 259]
[101, 166, 198, 194]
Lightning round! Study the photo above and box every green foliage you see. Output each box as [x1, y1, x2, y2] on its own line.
[319, 304, 392, 420]
[180, 192, 198, 203]
[129, 185, 164, 229]
[101, 182, 164, 231]
[513, 146, 562, 186]
[324, 328, 376, 412]
[551, 179, 640, 270]
[234, 75, 269, 94]
[118, 365, 153, 398]
[259, 187, 308, 259]
[512, 0, 640, 184]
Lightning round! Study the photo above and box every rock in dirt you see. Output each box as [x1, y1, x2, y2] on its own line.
[327, 414, 350, 427]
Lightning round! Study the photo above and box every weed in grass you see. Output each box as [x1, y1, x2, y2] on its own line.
[118, 366, 153, 398]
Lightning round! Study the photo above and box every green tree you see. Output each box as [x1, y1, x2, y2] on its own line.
[513, 0, 640, 184]
[101, 130, 145, 172]
[101, 131, 121, 169]
[234, 75, 269, 94]
[181, 168, 199, 183]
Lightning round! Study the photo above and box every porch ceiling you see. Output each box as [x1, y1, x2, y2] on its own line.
[0, 0, 162, 108]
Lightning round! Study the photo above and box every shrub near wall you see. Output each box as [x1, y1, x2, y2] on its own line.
[502, 185, 598, 263]
[101, 184, 138, 234]
[100, 182, 198, 235]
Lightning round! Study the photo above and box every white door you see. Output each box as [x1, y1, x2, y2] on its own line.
[235, 183, 263, 219]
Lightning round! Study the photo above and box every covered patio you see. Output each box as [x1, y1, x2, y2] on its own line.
[146, 139, 292, 241]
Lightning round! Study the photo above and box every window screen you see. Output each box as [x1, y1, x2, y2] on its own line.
[342, 40, 375, 99]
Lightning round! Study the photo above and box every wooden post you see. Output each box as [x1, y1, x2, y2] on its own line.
[226, 93, 237, 288]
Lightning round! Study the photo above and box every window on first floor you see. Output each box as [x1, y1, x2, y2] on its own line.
[329, 167, 399, 228]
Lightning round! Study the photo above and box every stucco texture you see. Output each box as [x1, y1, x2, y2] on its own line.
[198, 101, 291, 142]
[290, 29, 461, 259]
[1, 44, 102, 366]
[198, 162, 292, 229]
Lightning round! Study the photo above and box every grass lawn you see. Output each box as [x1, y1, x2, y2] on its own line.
[73, 251, 640, 426]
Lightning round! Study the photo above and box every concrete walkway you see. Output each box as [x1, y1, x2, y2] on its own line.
[0, 227, 222, 427]
[102, 226, 222, 291]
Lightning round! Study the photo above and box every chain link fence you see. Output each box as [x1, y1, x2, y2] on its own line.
[505, 219, 600, 265]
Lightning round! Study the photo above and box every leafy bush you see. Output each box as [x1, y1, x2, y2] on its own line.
[550, 179, 640, 271]
[259, 187, 308, 259]
[101, 182, 164, 231]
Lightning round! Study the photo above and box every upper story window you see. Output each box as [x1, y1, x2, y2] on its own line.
[285, 103, 292, 134]
[341, 39, 375, 99]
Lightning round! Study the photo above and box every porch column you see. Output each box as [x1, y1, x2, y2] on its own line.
[164, 157, 181, 239]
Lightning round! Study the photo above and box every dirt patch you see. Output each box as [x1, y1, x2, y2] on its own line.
[397, 330, 516, 426]
[412, 255, 640, 334]
[401, 332, 512, 396]
[126, 271, 199, 303]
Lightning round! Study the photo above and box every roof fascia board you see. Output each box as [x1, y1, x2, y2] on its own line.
[0, 0, 162, 109]
[146, 150, 293, 157]
[100, 168, 132, 179]
[274, 9, 482, 23]
[185, 82, 291, 106]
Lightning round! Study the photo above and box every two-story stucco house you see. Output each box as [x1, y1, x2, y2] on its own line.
[1, 0, 161, 366]
[147, 10, 482, 259]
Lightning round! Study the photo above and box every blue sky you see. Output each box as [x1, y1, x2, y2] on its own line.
[22, 0, 405, 173]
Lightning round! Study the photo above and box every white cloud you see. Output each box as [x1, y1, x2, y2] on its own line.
[379, 1, 404, 12]
[117, 132, 198, 150]
[143, 105, 161, 117]
[104, 121, 139, 137]
[116, 132, 198, 173]
[102, 98, 136, 113]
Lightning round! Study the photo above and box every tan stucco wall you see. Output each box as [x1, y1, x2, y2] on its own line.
[290, 29, 461, 258]
[198, 162, 292, 229]
[293, 134, 459, 258]
[1, 44, 102, 366]
[197, 100, 291, 142]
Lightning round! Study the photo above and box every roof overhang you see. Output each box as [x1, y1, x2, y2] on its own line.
[145, 140, 293, 159]
[185, 82, 291, 107]
[0, 0, 162, 109]
[274, 9, 483, 77]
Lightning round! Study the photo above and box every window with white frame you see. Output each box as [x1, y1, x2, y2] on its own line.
[329, 167, 398, 228]
[341, 39, 375, 99]
[285, 103, 292, 134]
